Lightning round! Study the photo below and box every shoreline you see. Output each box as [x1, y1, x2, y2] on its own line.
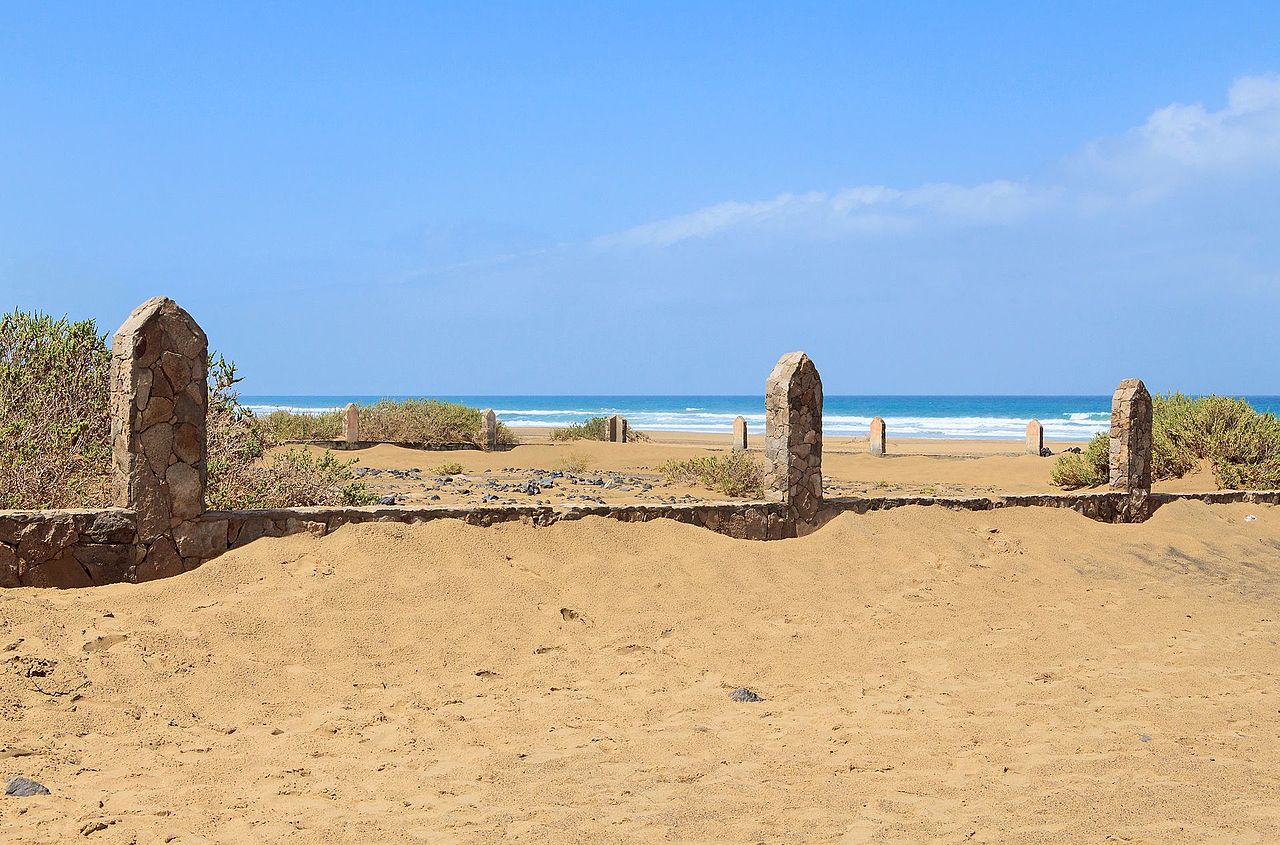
[507, 425, 1090, 455]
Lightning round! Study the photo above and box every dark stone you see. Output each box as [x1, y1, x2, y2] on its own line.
[729, 687, 764, 703]
[6, 776, 50, 797]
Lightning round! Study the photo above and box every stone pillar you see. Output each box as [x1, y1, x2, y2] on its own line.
[764, 352, 822, 529]
[482, 409, 498, 450]
[869, 417, 886, 456]
[1109, 379, 1153, 522]
[343, 402, 360, 447]
[110, 297, 209, 580]
[620, 417, 629, 444]
[732, 415, 748, 451]
[1026, 419, 1044, 456]
[606, 413, 626, 443]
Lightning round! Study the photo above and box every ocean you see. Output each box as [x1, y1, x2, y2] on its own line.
[240, 395, 1280, 441]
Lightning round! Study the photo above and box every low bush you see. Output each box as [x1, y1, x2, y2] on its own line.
[258, 409, 342, 440]
[556, 451, 593, 473]
[1049, 434, 1109, 489]
[0, 310, 112, 509]
[211, 447, 376, 510]
[259, 399, 517, 448]
[1050, 393, 1280, 490]
[205, 358, 376, 508]
[432, 461, 464, 476]
[551, 416, 609, 442]
[659, 452, 765, 498]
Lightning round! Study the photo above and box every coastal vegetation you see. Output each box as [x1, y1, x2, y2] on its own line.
[1051, 394, 1280, 490]
[0, 311, 112, 509]
[260, 399, 517, 448]
[549, 416, 647, 442]
[431, 461, 464, 476]
[550, 416, 610, 441]
[659, 452, 765, 498]
[0, 309, 375, 510]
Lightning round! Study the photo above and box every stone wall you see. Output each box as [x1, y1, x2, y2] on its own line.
[6, 491, 1279, 589]
[764, 352, 823, 531]
[0, 510, 136, 588]
[1109, 379, 1153, 522]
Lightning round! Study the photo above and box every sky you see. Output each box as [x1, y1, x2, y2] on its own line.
[2, 2, 1279, 395]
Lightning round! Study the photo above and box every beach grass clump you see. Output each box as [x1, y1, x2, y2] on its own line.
[556, 451, 593, 473]
[658, 453, 765, 498]
[550, 416, 610, 442]
[258, 409, 342, 440]
[431, 461, 464, 476]
[1049, 433, 1110, 489]
[261, 399, 518, 448]
[210, 446, 376, 510]
[0, 310, 112, 509]
[1050, 393, 1280, 490]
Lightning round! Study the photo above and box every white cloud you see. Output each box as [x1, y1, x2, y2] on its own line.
[599, 74, 1280, 248]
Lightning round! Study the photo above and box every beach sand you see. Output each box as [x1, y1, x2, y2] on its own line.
[1, 500, 1278, 842]
[305, 431, 1217, 507]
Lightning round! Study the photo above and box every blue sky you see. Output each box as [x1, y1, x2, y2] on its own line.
[3, 2, 1279, 395]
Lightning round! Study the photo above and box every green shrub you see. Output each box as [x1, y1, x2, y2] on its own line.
[551, 416, 609, 442]
[1049, 432, 1109, 489]
[432, 461, 464, 476]
[258, 409, 342, 440]
[1050, 394, 1280, 490]
[204, 357, 377, 509]
[260, 399, 518, 447]
[0, 310, 112, 508]
[211, 447, 376, 510]
[659, 453, 765, 498]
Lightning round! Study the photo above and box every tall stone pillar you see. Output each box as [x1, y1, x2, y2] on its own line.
[482, 409, 498, 450]
[110, 297, 209, 580]
[764, 352, 822, 530]
[606, 413, 627, 443]
[1026, 419, 1044, 455]
[732, 415, 748, 451]
[343, 402, 360, 447]
[1109, 379, 1153, 522]
[869, 417, 886, 456]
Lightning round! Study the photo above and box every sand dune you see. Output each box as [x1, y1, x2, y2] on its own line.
[2, 501, 1278, 842]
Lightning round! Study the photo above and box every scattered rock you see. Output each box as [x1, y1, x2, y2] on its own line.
[5, 776, 49, 797]
[377, 495, 397, 506]
[729, 687, 764, 703]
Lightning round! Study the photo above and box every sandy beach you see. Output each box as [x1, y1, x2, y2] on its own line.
[2, 500, 1277, 842]
[302, 430, 1218, 508]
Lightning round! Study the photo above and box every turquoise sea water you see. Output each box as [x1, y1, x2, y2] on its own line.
[240, 395, 1280, 441]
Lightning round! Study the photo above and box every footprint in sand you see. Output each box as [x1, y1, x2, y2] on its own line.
[82, 634, 128, 653]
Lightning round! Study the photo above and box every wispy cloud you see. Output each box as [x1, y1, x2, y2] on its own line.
[596, 74, 1280, 248]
